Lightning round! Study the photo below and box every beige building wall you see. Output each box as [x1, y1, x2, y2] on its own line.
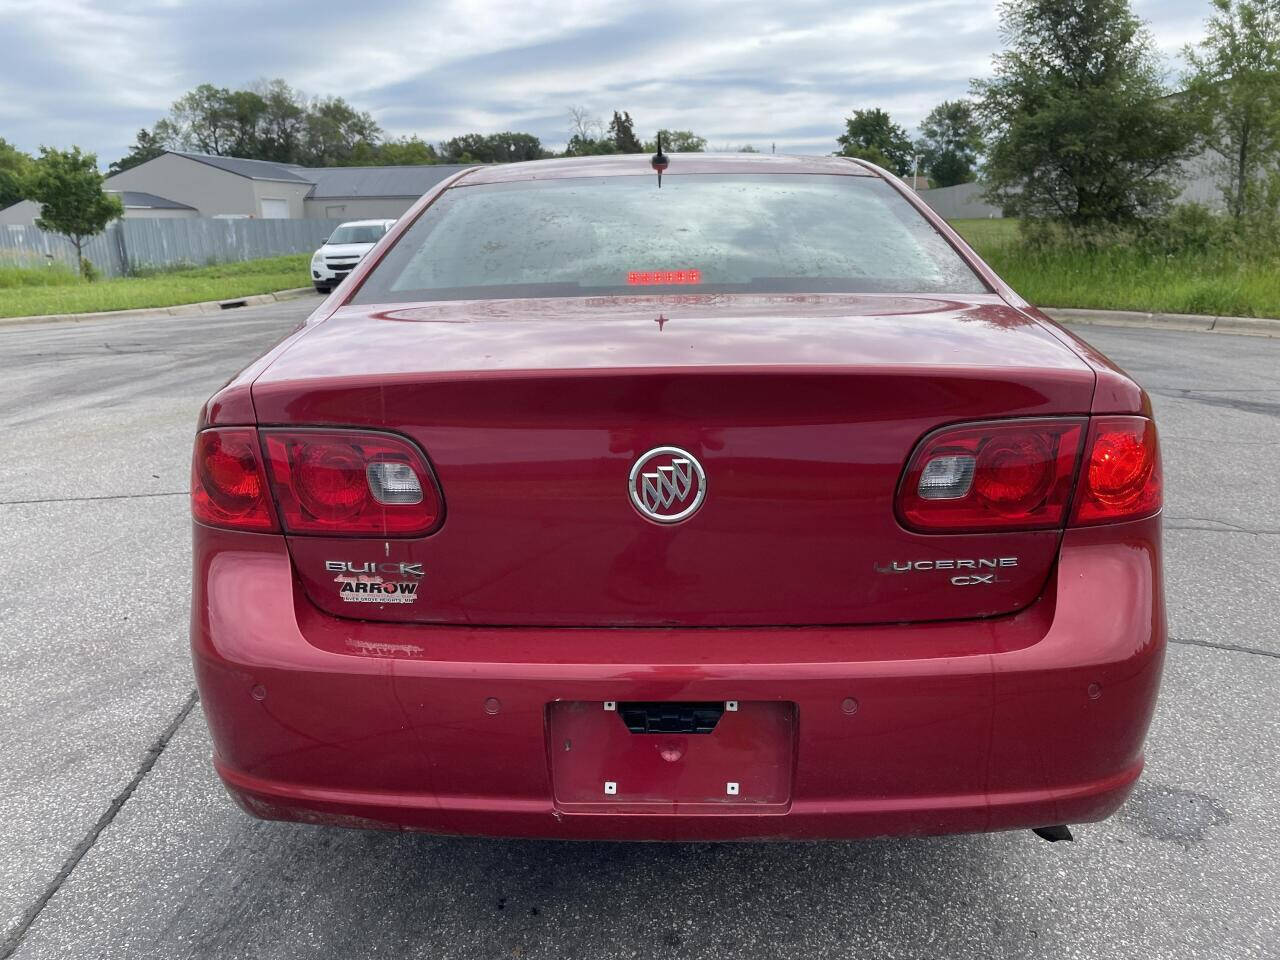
[0, 197, 197, 224]
[304, 197, 414, 220]
[105, 154, 257, 216]
[252, 179, 312, 218]
[0, 200, 41, 225]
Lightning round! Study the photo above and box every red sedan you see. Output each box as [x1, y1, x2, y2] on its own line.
[190, 153, 1164, 841]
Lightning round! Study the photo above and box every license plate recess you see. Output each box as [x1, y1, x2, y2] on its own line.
[548, 700, 794, 812]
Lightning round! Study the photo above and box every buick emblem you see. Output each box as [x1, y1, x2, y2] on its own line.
[629, 446, 707, 523]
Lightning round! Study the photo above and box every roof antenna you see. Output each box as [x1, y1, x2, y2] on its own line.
[651, 133, 668, 188]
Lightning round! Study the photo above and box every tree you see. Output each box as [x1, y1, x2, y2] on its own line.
[108, 124, 177, 175]
[643, 130, 707, 152]
[564, 133, 617, 156]
[561, 107, 615, 155]
[608, 111, 643, 153]
[0, 137, 32, 209]
[439, 132, 545, 163]
[224, 89, 269, 157]
[438, 133, 489, 163]
[119, 80, 385, 168]
[974, 0, 1198, 225]
[567, 106, 605, 142]
[835, 108, 913, 175]
[26, 147, 123, 278]
[254, 79, 308, 163]
[1184, 0, 1280, 220]
[301, 96, 382, 166]
[369, 136, 439, 165]
[169, 84, 241, 156]
[483, 132, 545, 162]
[917, 100, 984, 187]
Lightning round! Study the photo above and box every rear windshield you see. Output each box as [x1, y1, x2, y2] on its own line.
[329, 224, 387, 244]
[352, 174, 986, 303]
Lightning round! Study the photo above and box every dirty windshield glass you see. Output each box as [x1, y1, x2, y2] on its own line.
[351, 174, 986, 302]
[329, 224, 387, 244]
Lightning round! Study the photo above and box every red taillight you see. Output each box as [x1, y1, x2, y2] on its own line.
[972, 434, 1055, 516]
[191, 428, 276, 531]
[899, 419, 1086, 532]
[1071, 416, 1161, 525]
[294, 441, 369, 521]
[899, 415, 1161, 533]
[261, 429, 443, 536]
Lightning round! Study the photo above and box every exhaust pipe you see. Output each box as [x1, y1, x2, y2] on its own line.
[1032, 825, 1074, 842]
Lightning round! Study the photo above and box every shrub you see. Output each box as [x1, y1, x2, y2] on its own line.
[1015, 206, 1280, 261]
[953, 213, 1280, 318]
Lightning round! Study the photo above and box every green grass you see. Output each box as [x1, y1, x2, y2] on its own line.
[8, 225, 1279, 320]
[950, 218, 1280, 318]
[0, 262, 85, 289]
[0, 254, 311, 319]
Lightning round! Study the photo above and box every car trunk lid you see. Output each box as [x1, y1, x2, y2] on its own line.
[252, 294, 1094, 626]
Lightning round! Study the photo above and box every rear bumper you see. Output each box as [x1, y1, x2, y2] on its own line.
[192, 519, 1164, 841]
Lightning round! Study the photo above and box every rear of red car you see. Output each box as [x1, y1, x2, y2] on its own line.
[190, 155, 1164, 840]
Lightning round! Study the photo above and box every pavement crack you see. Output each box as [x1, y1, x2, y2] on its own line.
[1167, 515, 1251, 531]
[1153, 389, 1280, 418]
[1165, 517, 1280, 535]
[0, 689, 199, 960]
[1169, 636, 1280, 661]
[0, 491, 186, 507]
[1167, 435, 1280, 444]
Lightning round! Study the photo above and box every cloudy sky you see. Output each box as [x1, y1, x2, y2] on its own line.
[1, 0, 1213, 165]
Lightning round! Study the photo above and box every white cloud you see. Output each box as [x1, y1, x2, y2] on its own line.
[0, 0, 1219, 163]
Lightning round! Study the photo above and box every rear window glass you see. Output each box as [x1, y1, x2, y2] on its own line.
[352, 174, 986, 303]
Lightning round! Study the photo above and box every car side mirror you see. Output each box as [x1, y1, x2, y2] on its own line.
[320, 236, 329, 244]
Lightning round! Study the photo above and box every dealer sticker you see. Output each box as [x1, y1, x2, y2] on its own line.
[334, 574, 419, 604]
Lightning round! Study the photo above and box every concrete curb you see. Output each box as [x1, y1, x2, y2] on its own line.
[1044, 306, 1280, 337]
[0, 287, 316, 329]
[4, 291, 1277, 337]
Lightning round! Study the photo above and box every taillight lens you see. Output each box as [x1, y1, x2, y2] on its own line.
[191, 428, 276, 531]
[261, 429, 442, 536]
[899, 419, 1086, 532]
[1071, 416, 1161, 525]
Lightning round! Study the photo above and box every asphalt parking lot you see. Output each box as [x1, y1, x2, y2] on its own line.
[1, 301, 1277, 960]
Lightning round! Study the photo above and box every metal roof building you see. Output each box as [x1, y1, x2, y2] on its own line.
[170, 152, 316, 184]
[160, 152, 465, 220]
[303, 165, 467, 199]
[300, 164, 468, 220]
[115, 190, 198, 212]
[0, 151, 469, 225]
[0, 187, 200, 225]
